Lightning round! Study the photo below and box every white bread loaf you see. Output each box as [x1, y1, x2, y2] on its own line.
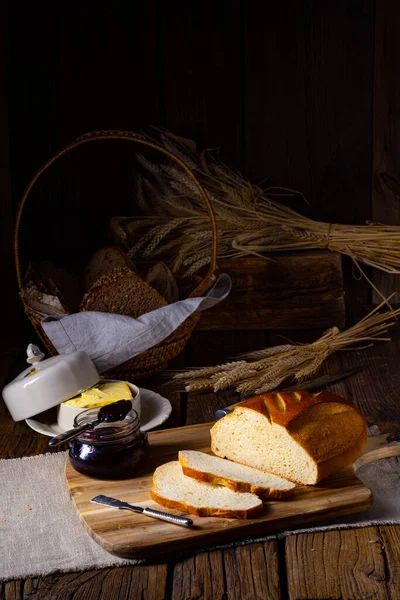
[150, 461, 263, 518]
[210, 390, 368, 485]
[179, 450, 295, 498]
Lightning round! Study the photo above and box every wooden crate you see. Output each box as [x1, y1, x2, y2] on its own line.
[196, 250, 345, 331]
[110, 213, 345, 331]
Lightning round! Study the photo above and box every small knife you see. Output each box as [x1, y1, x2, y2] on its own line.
[215, 364, 367, 421]
[91, 494, 193, 527]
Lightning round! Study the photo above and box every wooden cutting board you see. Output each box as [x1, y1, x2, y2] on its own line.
[65, 423, 400, 558]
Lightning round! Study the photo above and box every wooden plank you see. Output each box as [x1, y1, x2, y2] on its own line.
[172, 551, 226, 600]
[0, 4, 18, 349]
[244, 0, 309, 191]
[65, 423, 394, 560]
[0, 563, 168, 598]
[245, 1, 374, 321]
[1, 580, 22, 600]
[1, 562, 168, 598]
[196, 252, 345, 331]
[7, 3, 160, 175]
[186, 330, 267, 425]
[334, 327, 400, 419]
[245, 2, 374, 223]
[372, 0, 400, 302]
[341, 257, 372, 325]
[139, 352, 186, 430]
[379, 525, 400, 598]
[285, 527, 389, 600]
[161, 0, 243, 169]
[18, 566, 168, 600]
[172, 542, 281, 600]
[222, 542, 282, 600]
[186, 389, 232, 428]
[7, 2, 161, 276]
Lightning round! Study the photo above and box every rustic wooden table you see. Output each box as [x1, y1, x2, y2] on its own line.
[1, 327, 400, 600]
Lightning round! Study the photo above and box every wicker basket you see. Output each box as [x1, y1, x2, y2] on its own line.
[14, 130, 218, 380]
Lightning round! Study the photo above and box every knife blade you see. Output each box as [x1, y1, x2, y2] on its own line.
[91, 494, 193, 527]
[214, 364, 367, 421]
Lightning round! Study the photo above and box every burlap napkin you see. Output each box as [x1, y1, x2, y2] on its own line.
[1, 441, 399, 582]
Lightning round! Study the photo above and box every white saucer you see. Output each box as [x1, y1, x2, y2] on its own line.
[25, 387, 172, 437]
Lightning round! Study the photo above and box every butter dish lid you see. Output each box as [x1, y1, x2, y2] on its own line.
[2, 345, 99, 422]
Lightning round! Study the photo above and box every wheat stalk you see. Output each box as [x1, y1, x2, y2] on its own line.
[119, 132, 400, 279]
[171, 299, 400, 396]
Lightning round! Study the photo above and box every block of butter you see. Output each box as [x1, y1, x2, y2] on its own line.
[64, 381, 133, 409]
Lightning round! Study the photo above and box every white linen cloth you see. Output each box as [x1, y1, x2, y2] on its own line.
[41, 274, 231, 372]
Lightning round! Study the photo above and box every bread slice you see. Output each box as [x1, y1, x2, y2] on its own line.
[210, 390, 368, 486]
[23, 280, 68, 316]
[80, 267, 167, 318]
[84, 246, 137, 292]
[178, 450, 295, 499]
[29, 261, 82, 313]
[150, 461, 263, 518]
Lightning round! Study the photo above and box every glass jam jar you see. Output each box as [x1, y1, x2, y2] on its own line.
[68, 408, 149, 479]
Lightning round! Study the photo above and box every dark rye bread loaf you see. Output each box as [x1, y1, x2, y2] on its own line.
[84, 246, 137, 292]
[80, 267, 167, 318]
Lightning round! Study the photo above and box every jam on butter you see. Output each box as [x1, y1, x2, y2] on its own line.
[68, 405, 149, 479]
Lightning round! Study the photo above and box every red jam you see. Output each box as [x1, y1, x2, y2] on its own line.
[68, 407, 149, 479]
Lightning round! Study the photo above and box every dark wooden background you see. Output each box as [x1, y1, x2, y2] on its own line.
[1, 0, 399, 346]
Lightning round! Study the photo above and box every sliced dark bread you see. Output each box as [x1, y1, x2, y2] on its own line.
[80, 267, 167, 318]
[29, 261, 82, 313]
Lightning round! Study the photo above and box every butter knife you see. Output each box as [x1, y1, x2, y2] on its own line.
[91, 494, 193, 527]
[215, 364, 367, 421]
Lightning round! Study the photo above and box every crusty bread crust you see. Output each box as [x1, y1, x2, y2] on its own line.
[313, 424, 368, 484]
[240, 389, 353, 428]
[179, 456, 295, 499]
[288, 401, 367, 467]
[149, 489, 263, 519]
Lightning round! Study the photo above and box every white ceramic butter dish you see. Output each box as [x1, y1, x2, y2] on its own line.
[2, 349, 99, 422]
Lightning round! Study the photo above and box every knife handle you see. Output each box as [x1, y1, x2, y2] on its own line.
[142, 507, 193, 527]
[215, 404, 236, 420]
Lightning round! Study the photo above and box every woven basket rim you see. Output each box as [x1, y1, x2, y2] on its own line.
[14, 129, 219, 375]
